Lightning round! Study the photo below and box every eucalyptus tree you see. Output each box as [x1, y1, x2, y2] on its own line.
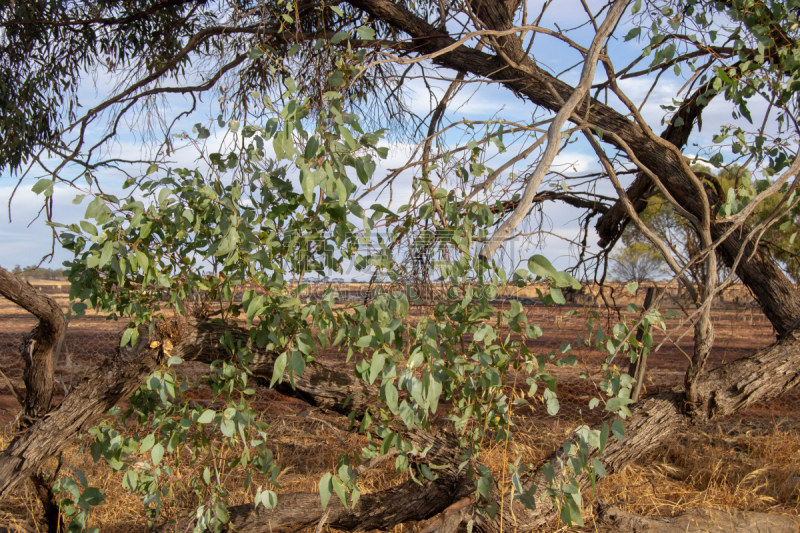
[1, 0, 800, 532]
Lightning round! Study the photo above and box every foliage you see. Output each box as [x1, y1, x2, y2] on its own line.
[629, 0, 800, 175]
[52, 472, 106, 533]
[44, 50, 667, 526]
[0, 0, 212, 171]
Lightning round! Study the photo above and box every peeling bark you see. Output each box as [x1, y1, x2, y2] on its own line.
[0, 327, 163, 500]
[0, 267, 65, 422]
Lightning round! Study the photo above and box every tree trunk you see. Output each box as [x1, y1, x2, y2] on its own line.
[0, 266, 68, 530]
[0, 267, 65, 422]
[0, 327, 163, 500]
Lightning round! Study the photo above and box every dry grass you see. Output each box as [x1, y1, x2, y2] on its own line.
[593, 420, 800, 521]
[2, 411, 799, 532]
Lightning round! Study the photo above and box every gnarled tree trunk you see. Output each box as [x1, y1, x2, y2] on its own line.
[0, 267, 65, 422]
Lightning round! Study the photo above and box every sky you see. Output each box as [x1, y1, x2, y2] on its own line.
[0, 0, 769, 279]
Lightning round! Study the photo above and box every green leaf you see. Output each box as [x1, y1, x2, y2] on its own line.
[99, 240, 114, 267]
[399, 400, 415, 430]
[120, 328, 135, 347]
[477, 473, 493, 500]
[606, 396, 634, 412]
[550, 287, 565, 305]
[80, 487, 105, 506]
[301, 169, 323, 203]
[355, 155, 376, 184]
[331, 475, 347, 506]
[139, 434, 155, 454]
[31, 178, 54, 195]
[385, 381, 399, 415]
[151, 443, 164, 466]
[369, 352, 385, 384]
[339, 126, 358, 150]
[135, 250, 149, 272]
[624, 27, 641, 41]
[290, 350, 306, 376]
[591, 458, 607, 478]
[331, 31, 350, 44]
[80, 221, 98, 236]
[626, 282, 638, 294]
[357, 26, 375, 40]
[197, 409, 216, 424]
[546, 394, 559, 416]
[527, 255, 558, 279]
[612, 419, 625, 441]
[395, 454, 408, 474]
[328, 70, 344, 87]
[262, 490, 277, 509]
[599, 422, 609, 452]
[304, 135, 320, 160]
[319, 473, 333, 509]
[271, 352, 289, 387]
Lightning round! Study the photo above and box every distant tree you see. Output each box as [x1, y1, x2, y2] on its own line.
[609, 242, 668, 283]
[5, 264, 66, 279]
[611, 164, 799, 289]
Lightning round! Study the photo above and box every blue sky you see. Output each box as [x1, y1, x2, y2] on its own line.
[0, 0, 765, 276]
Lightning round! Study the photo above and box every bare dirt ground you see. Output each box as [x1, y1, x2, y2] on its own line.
[1, 281, 798, 531]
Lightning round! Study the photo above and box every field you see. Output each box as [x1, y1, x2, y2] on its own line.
[1, 280, 799, 531]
